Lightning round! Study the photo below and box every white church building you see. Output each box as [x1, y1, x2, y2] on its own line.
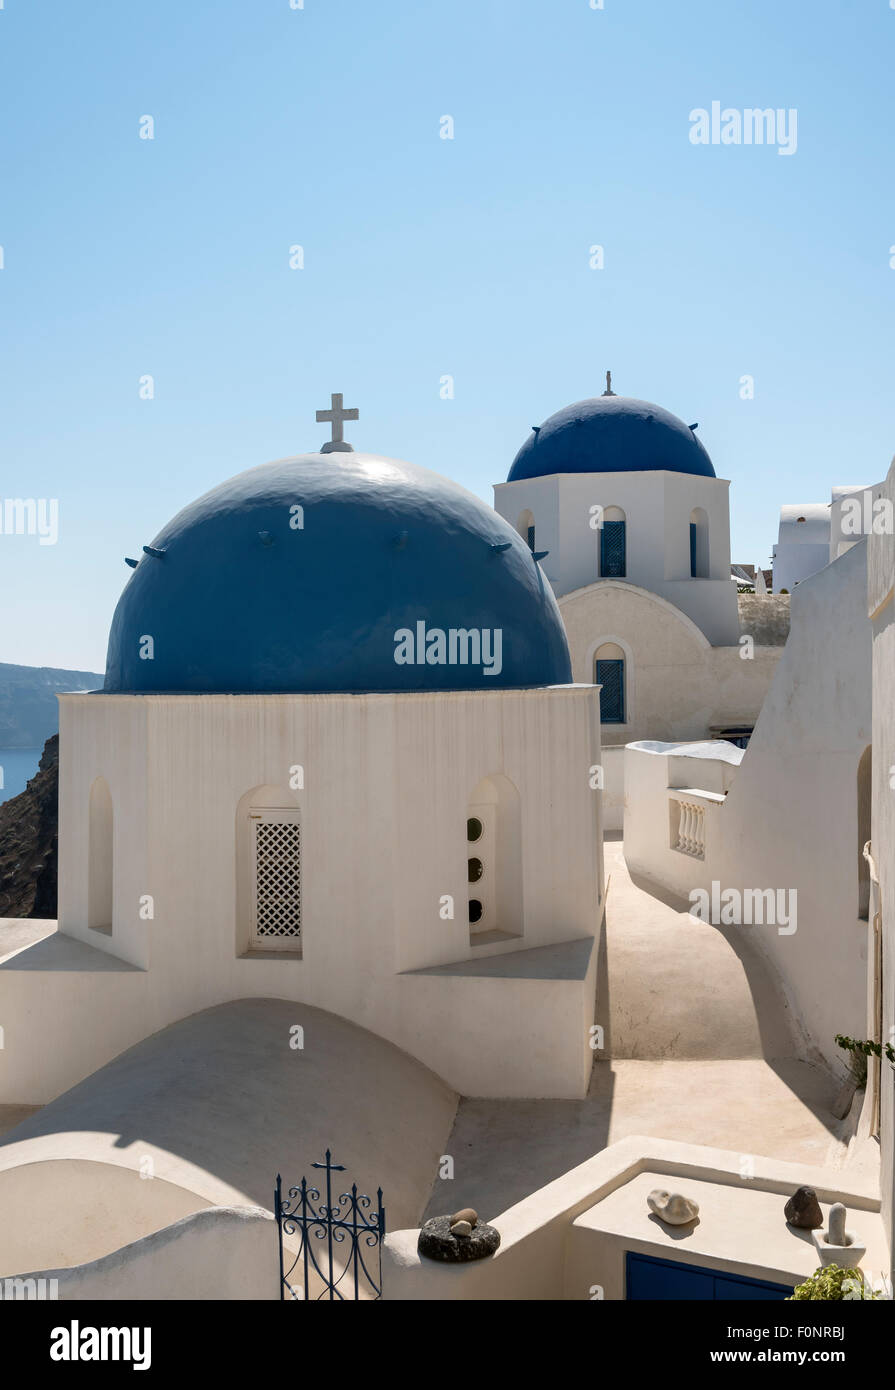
[0, 393, 892, 1303]
[494, 379, 789, 825]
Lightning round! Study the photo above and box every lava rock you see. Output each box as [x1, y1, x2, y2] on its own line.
[784, 1186, 823, 1230]
[418, 1215, 500, 1263]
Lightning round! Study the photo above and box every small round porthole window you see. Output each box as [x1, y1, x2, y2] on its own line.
[468, 857, 483, 883]
[467, 817, 483, 842]
[468, 899, 483, 924]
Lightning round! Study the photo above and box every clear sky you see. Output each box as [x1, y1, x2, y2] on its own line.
[1, 0, 893, 671]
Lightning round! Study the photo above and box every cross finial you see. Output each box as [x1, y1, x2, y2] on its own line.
[602, 370, 616, 397]
[316, 392, 359, 453]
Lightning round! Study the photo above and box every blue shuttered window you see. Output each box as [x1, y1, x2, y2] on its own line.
[596, 658, 625, 724]
[600, 520, 626, 577]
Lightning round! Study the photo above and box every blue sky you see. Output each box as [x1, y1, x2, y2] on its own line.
[1, 0, 893, 671]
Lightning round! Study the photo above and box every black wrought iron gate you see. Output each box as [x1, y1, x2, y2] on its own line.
[275, 1150, 386, 1300]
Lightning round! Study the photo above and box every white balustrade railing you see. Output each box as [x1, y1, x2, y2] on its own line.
[674, 799, 706, 860]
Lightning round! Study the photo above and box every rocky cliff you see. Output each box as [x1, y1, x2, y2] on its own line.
[0, 735, 58, 918]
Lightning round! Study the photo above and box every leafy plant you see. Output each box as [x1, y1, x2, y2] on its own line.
[788, 1265, 882, 1300]
[835, 1034, 895, 1090]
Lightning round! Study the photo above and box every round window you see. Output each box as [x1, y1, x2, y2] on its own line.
[468, 899, 483, 924]
[468, 857, 483, 883]
[467, 816, 483, 842]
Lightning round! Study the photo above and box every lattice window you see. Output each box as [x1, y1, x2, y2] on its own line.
[600, 520, 626, 577]
[252, 815, 301, 944]
[596, 658, 625, 724]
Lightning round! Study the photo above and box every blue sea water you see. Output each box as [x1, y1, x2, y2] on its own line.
[0, 748, 42, 804]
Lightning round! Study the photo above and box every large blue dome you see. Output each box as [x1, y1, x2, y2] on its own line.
[508, 395, 716, 482]
[104, 452, 572, 694]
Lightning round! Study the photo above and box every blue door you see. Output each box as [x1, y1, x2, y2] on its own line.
[626, 1253, 791, 1300]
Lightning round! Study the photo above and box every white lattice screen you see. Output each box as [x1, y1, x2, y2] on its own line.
[251, 814, 301, 944]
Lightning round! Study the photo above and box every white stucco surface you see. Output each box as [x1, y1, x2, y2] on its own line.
[868, 458, 895, 1283]
[495, 470, 739, 645]
[0, 686, 603, 1106]
[383, 1135, 883, 1300]
[0, 998, 457, 1272]
[625, 539, 872, 1075]
[10, 1206, 278, 1301]
[559, 580, 782, 747]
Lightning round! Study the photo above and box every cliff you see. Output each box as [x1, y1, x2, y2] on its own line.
[0, 735, 59, 918]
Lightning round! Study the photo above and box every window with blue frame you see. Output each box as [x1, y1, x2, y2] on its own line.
[527, 524, 536, 552]
[596, 657, 625, 724]
[600, 519, 626, 577]
[690, 522, 697, 577]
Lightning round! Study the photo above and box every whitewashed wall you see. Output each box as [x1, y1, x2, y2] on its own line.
[8, 1206, 277, 1301]
[0, 687, 603, 1105]
[868, 461, 895, 1283]
[559, 581, 782, 747]
[625, 540, 872, 1074]
[495, 470, 739, 644]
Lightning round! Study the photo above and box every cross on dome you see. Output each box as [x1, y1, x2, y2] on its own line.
[316, 392, 359, 453]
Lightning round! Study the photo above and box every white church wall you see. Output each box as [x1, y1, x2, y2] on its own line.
[559, 581, 781, 747]
[625, 540, 872, 1075]
[496, 471, 739, 644]
[43, 687, 603, 1102]
[58, 696, 150, 971]
[0, 940, 147, 1104]
[868, 460, 895, 1283]
[8, 1206, 277, 1301]
[492, 474, 561, 589]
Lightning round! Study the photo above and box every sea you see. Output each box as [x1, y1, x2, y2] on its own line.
[0, 748, 42, 805]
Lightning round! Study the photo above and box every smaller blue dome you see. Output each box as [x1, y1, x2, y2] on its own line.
[508, 395, 716, 482]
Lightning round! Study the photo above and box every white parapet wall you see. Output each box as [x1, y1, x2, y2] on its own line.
[381, 1136, 886, 1301]
[4, 1206, 278, 1301]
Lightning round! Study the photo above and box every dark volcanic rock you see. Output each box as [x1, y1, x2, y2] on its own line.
[0, 734, 59, 918]
[784, 1186, 823, 1230]
[418, 1214, 500, 1263]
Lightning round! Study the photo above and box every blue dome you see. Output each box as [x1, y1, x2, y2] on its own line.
[508, 395, 716, 482]
[104, 452, 572, 694]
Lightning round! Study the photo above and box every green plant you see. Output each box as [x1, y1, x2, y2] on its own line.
[788, 1265, 882, 1300]
[835, 1034, 895, 1091]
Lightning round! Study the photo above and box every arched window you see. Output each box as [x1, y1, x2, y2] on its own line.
[858, 746, 872, 920]
[599, 506, 626, 578]
[236, 784, 302, 955]
[466, 774, 522, 943]
[595, 642, 626, 724]
[88, 777, 113, 935]
[689, 507, 709, 578]
[516, 509, 536, 552]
